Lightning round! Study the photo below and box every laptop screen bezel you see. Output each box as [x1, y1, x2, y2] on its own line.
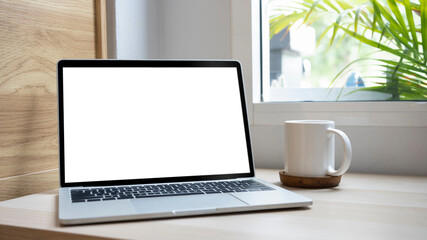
[57, 60, 255, 187]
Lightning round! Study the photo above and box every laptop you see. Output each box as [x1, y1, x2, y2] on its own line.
[57, 60, 312, 225]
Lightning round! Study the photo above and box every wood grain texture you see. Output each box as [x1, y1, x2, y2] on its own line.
[0, 169, 58, 201]
[0, 169, 426, 240]
[95, 0, 108, 59]
[0, 0, 96, 177]
[0, 0, 97, 199]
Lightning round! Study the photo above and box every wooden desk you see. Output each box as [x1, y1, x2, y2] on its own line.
[1, 169, 426, 240]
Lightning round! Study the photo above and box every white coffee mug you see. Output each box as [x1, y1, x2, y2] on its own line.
[284, 120, 352, 177]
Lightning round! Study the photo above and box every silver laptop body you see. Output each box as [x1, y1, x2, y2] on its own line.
[57, 60, 312, 225]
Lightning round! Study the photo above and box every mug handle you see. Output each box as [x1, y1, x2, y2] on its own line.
[326, 128, 352, 176]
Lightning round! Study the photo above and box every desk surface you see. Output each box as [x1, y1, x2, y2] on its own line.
[1, 169, 426, 240]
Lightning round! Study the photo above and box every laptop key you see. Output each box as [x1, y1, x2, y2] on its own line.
[87, 199, 101, 202]
[204, 191, 221, 194]
[72, 195, 102, 201]
[134, 194, 148, 198]
[221, 190, 235, 193]
[103, 198, 116, 201]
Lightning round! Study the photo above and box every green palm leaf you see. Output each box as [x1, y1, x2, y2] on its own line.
[421, 0, 427, 63]
[403, 0, 420, 56]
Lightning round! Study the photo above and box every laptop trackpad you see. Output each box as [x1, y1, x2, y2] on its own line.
[131, 194, 246, 214]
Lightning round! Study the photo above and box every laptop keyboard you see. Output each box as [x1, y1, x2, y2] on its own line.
[70, 180, 274, 203]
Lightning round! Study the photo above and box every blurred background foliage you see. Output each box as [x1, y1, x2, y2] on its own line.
[270, 0, 427, 100]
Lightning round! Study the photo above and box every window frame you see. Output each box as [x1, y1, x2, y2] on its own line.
[234, 0, 427, 128]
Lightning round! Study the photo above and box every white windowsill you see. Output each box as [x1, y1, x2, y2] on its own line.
[267, 87, 391, 102]
[253, 101, 427, 127]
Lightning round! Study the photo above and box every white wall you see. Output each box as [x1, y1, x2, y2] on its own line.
[115, 0, 159, 59]
[157, 0, 231, 59]
[113, 0, 231, 59]
[109, 0, 427, 175]
[251, 125, 427, 176]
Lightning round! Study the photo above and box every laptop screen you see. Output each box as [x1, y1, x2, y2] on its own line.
[58, 60, 254, 187]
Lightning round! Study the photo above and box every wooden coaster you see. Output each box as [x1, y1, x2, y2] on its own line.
[279, 170, 341, 188]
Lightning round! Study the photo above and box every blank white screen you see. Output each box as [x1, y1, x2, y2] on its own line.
[63, 67, 250, 183]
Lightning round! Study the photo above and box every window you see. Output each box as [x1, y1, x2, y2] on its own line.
[261, 0, 426, 102]
[249, 0, 426, 128]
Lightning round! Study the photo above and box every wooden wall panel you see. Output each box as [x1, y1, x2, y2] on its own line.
[0, 0, 99, 200]
[0, 169, 59, 201]
[96, 0, 108, 59]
